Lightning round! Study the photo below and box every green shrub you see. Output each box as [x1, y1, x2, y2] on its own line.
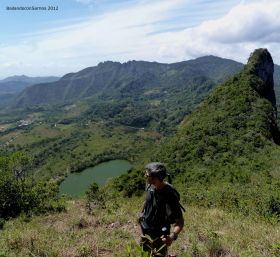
[0, 153, 65, 219]
[113, 169, 145, 197]
[181, 182, 280, 220]
[86, 182, 99, 201]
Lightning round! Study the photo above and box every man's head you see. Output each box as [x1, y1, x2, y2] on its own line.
[144, 162, 167, 182]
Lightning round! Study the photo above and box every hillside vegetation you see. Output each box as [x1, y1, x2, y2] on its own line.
[150, 49, 280, 219]
[13, 57, 243, 108]
[0, 56, 247, 181]
[0, 50, 280, 257]
[7, 57, 244, 135]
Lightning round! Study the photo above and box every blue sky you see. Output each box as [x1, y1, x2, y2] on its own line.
[0, 0, 135, 41]
[0, 0, 279, 78]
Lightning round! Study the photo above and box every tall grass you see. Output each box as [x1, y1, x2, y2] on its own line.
[0, 196, 279, 257]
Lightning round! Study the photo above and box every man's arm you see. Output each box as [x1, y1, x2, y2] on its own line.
[161, 216, 184, 246]
[170, 216, 184, 240]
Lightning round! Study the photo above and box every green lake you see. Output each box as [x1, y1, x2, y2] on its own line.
[59, 160, 132, 198]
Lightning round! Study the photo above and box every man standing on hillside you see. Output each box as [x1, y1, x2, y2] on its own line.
[139, 162, 184, 257]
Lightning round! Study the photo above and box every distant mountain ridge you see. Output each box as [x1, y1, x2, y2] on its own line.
[13, 56, 244, 108]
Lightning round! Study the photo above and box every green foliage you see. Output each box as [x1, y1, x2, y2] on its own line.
[86, 182, 99, 200]
[0, 152, 65, 219]
[85, 182, 104, 207]
[125, 235, 166, 257]
[31, 181, 66, 214]
[112, 169, 146, 197]
[272, 243, 280, 257]
[181, 182, 280, 220]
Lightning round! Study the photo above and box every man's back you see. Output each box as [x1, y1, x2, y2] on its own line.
[140, 162, 185, 257]
[141, 183, 183, 236]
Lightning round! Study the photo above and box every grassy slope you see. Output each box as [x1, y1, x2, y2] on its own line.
[0, 197, 279, 257]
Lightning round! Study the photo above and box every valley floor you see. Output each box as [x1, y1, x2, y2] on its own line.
[0, 197, 279, 257]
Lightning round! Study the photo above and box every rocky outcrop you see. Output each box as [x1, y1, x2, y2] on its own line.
[246, 49, 279, 143]
[245, 48, 276, 106]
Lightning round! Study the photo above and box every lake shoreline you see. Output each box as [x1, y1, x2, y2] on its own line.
[59, 159, 132, 198]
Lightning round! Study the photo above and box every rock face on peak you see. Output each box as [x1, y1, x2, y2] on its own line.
[245, 49, 279, 143]
[245, 48, 276, 106]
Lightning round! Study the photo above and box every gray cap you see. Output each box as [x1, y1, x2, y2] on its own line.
[145, 162, 167, 181]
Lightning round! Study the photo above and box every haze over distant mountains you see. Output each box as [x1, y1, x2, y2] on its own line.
[0, 75, 60, 95]
[0, 75, 60, 107]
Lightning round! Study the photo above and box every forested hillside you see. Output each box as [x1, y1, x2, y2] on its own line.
[151, 48, 280, 218]
[13, 57, 243, 108]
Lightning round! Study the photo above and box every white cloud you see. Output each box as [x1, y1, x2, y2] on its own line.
[200, 1, 280, 44]
[0, 0, 185, 77]
[1, 0, 280, 78]
[154, 0, 280, 64]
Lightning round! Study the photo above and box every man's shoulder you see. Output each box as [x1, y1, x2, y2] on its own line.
[164, 182, 174, 189]
[163, 183, 180, 200]
[163, 182, 176, 193]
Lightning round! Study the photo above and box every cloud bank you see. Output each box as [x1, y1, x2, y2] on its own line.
[158, 0, 280, 63]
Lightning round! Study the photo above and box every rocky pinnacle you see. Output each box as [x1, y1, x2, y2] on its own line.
[246, 48, 276, 106]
